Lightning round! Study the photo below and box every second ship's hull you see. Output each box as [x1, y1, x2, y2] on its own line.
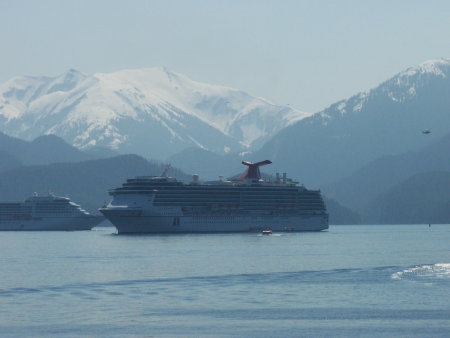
[102, 210, 328, 233]
[0, 215, 104, 231]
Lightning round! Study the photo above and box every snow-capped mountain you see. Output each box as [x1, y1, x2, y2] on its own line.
[329, 58, 450, 118]
[0, 68, 309, 160]
[254, 58, 450, 186]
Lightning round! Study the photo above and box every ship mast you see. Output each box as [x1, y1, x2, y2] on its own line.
[161, 164, 171, 177]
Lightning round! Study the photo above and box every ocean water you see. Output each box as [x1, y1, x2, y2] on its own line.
[0, 224, 449, 337]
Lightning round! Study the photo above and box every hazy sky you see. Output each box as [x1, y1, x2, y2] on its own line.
[1, 0, 450, 112]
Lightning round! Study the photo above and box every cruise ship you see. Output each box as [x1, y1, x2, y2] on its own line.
[0, 193, 104, 231]
[100, 160, 329, 233]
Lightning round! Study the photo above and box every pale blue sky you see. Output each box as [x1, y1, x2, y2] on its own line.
[1, 0, 450, 112]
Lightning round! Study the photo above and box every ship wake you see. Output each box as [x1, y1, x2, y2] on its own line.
[391, 263, 450, 281]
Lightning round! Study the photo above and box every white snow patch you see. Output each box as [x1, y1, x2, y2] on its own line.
[186, 135, 207, 150]
[337, 102, 347, 115]
[352, 92, 368, 112]
[399, 58, 450, 79]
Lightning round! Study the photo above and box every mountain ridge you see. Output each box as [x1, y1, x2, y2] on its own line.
[0, 131, 101, 171]
[0, 67, 310, 160]
[252, 58, 450, 186]
[325, 133, 450, 214]
[365, 170, 450, 224]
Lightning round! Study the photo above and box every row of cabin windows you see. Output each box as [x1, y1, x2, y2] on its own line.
[118, 186, 316, 193]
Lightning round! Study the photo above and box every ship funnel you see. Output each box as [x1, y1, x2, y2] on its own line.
[192, 174, 199, 184]
[239, 160, 272, 180]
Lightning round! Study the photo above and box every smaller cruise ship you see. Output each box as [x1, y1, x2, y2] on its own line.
[0, 193, 104, 231]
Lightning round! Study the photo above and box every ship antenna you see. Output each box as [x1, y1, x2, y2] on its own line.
[161, 164, 171, 177]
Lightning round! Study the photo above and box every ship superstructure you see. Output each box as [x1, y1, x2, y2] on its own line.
[100, 161, 329, 233]
[0, 193, 103, 230]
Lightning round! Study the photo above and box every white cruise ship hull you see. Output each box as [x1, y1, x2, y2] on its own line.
[0, 215, 104, 231]
[102, 208, 328, 233]
[101, 161, 330, 234]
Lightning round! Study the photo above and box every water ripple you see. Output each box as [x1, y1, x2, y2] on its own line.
[0, 265, 405, 297]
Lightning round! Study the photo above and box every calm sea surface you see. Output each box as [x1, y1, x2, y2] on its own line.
[0, 224, 449, 337]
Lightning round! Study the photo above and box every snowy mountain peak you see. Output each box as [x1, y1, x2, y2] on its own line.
[401, 58, 450, 78]
[0, 67, 310, 160]
[324, 58, 450, 119]
[46, 68, 87, 94]
[255, 58, 450, 190]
